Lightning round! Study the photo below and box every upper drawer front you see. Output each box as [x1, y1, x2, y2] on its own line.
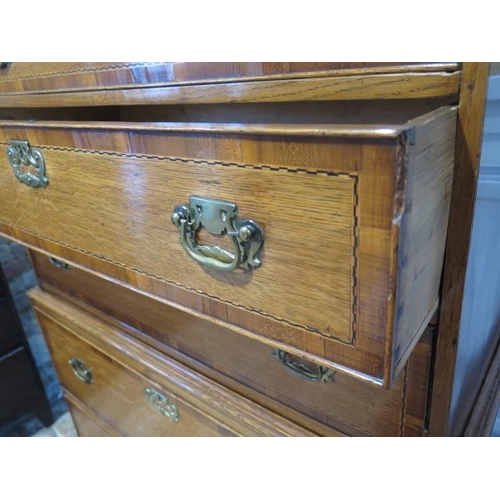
[29, 287, 316, 437]
[0, 111, 456, 385]
[0, 62, 458, 95]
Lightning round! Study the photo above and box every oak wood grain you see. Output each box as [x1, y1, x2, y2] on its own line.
[389, 106, 457, 383]
[402, 329, 434, 436]
[32, 249, 433, 436]
[0, 109, 456, 385]
[66, 394, 118, 437]
[0, 63, 460, 97]
[31, 273, 356, 437]
[0, 118, 408, 138]
[29, 286, 320, 437]
[1, 61, 490, 439]
[0, 72, 461, 108]
[0, 63, 172, 95]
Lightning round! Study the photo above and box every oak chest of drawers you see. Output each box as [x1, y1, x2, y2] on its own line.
[0, 62, 491, 436]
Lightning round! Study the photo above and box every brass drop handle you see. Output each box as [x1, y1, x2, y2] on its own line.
[69, 357, 92, 384]
[144, 387, 179, 422]
[171, 196, 264, 272]
[272, 349, 335, 383]
[49, 257, 72, 270]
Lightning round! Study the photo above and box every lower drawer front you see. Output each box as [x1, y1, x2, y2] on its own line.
[66, 395, 117, 437]
[40, 313, 231, 436]
[32, 251, 431, 436]
[29, 287, 319, 437]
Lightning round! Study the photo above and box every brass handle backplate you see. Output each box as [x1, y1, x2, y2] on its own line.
[69, 357, 92, 384]
[144, 387, 179, 422]
[7, 140, 48, 188]
[171, 195, 264, 272]
[272, 349, 335, 383]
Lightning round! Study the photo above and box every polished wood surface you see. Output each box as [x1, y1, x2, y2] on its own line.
[0, 63, 171, 95]
[402, 329, 434, 436]
[163, 63, 460, 80]
[0, 62, 491, 437]
[388, 106, 456, 383]
[429, 63, 490, 436]
[42, 312, 235, 437]
[0, 118, 419, 137]
[31, 249, 431, 436]
[66, 395, 118, 437]
[0, 62, 459, 97]
[0, 108, 456, 385]
[29, 286, 319, 436]
[0, 71, 461, 108]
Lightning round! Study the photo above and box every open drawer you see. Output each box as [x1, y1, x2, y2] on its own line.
[0, 106, 456, 386]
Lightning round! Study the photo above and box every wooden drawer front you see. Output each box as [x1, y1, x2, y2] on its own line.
[28, 287, 319, 437]
[0, 62, 458, 96]
[39, 313, 230, 437]
[66, 395, 117, 437]
[0, 63, 172, 95]
[31, 251, 431, 436]
[0, 110, 455, 385]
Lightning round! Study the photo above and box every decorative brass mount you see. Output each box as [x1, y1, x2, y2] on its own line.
[7, 140, 48, 188]
[171, 196, 264, 272]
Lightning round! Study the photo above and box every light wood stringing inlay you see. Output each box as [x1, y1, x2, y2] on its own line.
[0, 145, 359, 343]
